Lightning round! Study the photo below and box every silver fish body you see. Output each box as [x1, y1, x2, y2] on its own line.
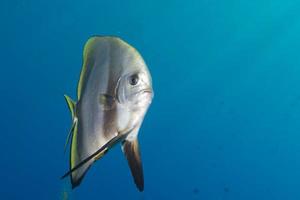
[63, 36, 153, 191]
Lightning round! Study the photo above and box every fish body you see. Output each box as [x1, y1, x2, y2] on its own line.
[63, 36, 153, 191]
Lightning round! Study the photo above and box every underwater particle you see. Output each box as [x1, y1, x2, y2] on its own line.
[224, 186, 229, 193]
[61, 36, 154, 192]
[193, 187, 199, 194]
[217, 145, 224, 151]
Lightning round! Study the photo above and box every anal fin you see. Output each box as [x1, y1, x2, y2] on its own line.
[122, 138, 144, 191]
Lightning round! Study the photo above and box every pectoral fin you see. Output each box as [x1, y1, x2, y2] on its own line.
[122, 139, 144, 191]
[99, 94, 116, 110]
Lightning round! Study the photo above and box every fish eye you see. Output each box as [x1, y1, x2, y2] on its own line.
[129, 74, 139, 85]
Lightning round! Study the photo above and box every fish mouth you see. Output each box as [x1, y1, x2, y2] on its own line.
[139, 88, 153, 97]
[133, 88, 154, 100]
[141, 88, 152, 94]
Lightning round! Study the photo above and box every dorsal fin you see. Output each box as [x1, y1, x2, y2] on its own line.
[77, 37, 98, 99]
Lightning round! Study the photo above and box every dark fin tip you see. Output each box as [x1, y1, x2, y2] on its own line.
[70, 165, 91, 190]
[137, 183, 144, 192]
[123, 139, 144, 192]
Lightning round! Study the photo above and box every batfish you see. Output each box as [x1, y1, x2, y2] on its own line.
[61, 36, 154, 191]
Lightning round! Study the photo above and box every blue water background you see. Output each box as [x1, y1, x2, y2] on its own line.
[1, 0, 300, 199]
